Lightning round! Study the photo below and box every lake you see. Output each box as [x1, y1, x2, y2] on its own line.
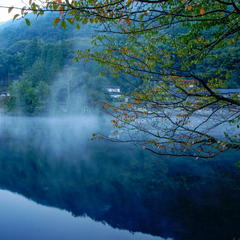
[0, 116, 239, 240]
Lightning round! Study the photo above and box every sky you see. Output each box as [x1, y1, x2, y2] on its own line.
[0, 0, 26, 22]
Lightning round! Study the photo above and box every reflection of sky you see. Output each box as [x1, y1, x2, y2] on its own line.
[0, 190, 169, 240]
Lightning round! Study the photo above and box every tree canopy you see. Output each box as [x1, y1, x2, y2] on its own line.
[4, 0, 240, 158]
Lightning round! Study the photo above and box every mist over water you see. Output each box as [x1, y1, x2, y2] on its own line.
[0, 51, 240, 239]
[0, 114, 107, 160]
[0, 113, 240, 240]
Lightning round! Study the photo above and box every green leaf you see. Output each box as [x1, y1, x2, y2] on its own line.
[53, 3, 59, 11]
[82, 18, 88, 24]
[60, 20, 67, 29]
[236, 161, 240, 168]
[67, 18, 74, 25]
[25, 18, 31, 26]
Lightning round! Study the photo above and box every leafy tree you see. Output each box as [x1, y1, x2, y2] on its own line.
[3, 0, 240, 157]
[6, 80, 49, 114]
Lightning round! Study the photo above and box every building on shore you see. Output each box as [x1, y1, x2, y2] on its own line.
[104, 86, 128, 102]
[215, 88, 240, 98]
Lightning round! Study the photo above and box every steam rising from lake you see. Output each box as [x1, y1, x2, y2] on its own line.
[0, 114, 240, 240]
[0, 115, 108, 159]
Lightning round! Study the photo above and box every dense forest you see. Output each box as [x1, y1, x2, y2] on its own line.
[0, 13, 239, 114]
[0, 14, 135, 114]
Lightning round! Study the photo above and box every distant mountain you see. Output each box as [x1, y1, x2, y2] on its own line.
[0, 13, 95, 48]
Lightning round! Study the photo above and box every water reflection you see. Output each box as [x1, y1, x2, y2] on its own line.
[0, 116, 239, 240]
[0, 190, 166, 240]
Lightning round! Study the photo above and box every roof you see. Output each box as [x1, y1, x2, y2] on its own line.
[104, 86, 121, 89]
[178, 79, 196, 83]
[216, 89, 240, 94]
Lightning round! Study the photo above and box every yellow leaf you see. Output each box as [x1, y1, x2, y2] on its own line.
[103, 104, 110, 109]
[120, 47, 128, 54]
[118, 12, 124, 22]
[187, 5, 192, 11]
[82, 18, 88, 24]
[200, 8, 205, 15]
[157, 145, 166, 149]
[53, 17, 61, 26]
[59, 6, 64, 15]
[126, 0, 132, 7]
[125, 16, 131, 25]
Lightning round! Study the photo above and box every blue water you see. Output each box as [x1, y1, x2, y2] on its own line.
[0, 190, 166, 240]
[0, 116, 239, 240]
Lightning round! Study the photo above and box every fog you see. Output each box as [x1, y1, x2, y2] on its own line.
[0, 106, 240, 240]
[0, 114, 109, 159]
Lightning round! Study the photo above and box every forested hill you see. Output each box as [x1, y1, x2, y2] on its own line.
[0, 13, 93, 88]
[0, 14, 129, 114]
[0, 13, 239, 115]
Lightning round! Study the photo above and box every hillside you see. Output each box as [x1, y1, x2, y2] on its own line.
[0, 14, 130, 114]
[0, 13, 239, 114]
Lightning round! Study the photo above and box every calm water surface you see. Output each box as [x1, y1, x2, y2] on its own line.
[0, 116, 239, 240]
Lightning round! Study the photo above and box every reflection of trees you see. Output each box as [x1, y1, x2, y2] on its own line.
[0, 136, 239, 240]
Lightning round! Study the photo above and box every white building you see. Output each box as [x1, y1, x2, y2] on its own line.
[105, 86, 122, 99]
